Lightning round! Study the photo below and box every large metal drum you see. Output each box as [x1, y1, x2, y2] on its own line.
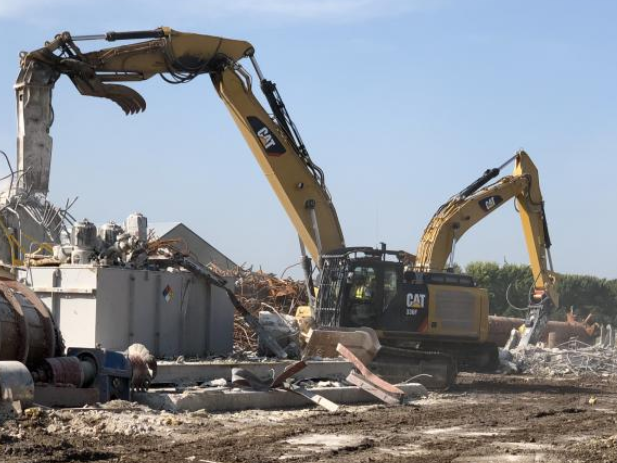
[0, 281, 58, 367]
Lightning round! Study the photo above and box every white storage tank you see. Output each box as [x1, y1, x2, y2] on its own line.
[18, 266, 234, 358]
[125, 213, 148, 242]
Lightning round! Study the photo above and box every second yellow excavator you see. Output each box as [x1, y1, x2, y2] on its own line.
[313, 150, 558, 372]
[17, 28, 558, 384]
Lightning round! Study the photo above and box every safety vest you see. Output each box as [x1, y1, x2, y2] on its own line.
[355, 285, 373, 300]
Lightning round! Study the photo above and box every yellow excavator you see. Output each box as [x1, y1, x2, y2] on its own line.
[412, 151, 559, 354]
[17, 28, 557, 385]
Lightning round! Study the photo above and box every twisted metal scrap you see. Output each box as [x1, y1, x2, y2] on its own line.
[515, 339, 617, 377]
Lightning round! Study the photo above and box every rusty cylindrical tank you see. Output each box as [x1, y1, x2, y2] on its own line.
[0, 280, 60, 367]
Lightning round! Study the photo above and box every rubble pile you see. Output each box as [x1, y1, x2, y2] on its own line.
[511, 340, 617, 376]
[209, 264, 308, 352]
[214, 265, 308, 313]
[24, 402, 209, 438]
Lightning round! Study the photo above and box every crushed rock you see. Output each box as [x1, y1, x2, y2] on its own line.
[23, 405, 211, 439]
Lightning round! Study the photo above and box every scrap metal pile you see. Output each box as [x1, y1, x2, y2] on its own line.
[208, 264, 308, 353]
[212, 264, 308, 313]
[509, 336, 617, 377]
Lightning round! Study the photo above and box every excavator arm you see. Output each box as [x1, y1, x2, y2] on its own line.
[18, 28, 345, 268]
[415, 151, 558, 347]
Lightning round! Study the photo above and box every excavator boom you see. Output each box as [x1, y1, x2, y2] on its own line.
[415, 151, 559, 346]
[18, 28, 345, 266]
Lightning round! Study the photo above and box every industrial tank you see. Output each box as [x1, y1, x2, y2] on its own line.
[98, 221, 123, 247]
[0, 280, 61, 367]
[71, 219, 97, 264]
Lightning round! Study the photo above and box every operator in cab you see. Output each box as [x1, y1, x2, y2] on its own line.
[348, 270, 378, 327]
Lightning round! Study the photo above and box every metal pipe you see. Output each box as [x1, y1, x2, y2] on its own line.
[307, 204, 323, 256]
[298, 237, 315, 306]
[498, 154, 518, 171]
[249, 55, 265, 82]
[71, 34, 106, 41]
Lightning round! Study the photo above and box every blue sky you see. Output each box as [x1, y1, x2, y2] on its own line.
[0, 0, 615, 278]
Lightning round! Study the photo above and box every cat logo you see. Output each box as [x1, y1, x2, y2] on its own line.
[406, 292, 426, 309]
[479, 195, 503, 212]
[247, 116, 286, 156]
[257, 127, 276, 149]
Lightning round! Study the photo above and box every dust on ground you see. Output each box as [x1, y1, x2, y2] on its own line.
[3, 373, 617, 462]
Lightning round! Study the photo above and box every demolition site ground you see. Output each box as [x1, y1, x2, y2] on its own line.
[2, 374, 617, 463]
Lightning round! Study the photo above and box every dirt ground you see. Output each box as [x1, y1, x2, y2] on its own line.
[3, 373, 617, 463]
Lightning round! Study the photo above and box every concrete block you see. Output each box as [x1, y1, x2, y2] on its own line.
[154, 360, 354, 386]
[134, 383, 427, 413]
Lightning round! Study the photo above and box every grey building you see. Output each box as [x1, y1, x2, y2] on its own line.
[150, 222, 237, 271]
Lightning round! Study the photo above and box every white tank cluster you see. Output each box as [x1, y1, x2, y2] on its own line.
[53, 212, 149, 267]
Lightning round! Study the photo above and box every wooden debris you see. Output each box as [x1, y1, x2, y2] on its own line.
[345, 371, 402, 406]
[271, 360, 307, 388]
[336, 343, 405, 398]
[337, 343, 407, 405]
[286, 385, 340, 412]
[210, 264, 308, 315]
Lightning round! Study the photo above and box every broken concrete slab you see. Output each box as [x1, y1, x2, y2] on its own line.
[134, 383, 427, 413]
[153, 360, 354, 386]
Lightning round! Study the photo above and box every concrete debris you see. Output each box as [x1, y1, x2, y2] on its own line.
[507, 339, 617, 376]
[142, 348, 423, 412]
[258, 311, 301, 358]
[209, 264, 308, 353]
[228, 360, 339, 411]
[134, 382, 428, 413]
[205, 378, 228, 387]
[154, 360, 354, 387]
[24, 401, 209, 438]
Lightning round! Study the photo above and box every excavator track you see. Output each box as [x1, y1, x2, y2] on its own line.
[305, 327, 458, 390]
[393, 340, 500, 373]
[368, 346, 457, 390]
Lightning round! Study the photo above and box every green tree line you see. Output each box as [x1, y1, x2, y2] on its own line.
[464, 262, 617, 324]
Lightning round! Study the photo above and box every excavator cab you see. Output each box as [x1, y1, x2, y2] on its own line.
[314, 246, 497, 372]
[316, 247, 403, 329]
[310, 246, 463, 386]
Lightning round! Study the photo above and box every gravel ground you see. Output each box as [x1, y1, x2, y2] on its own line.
[2, 373, 617, 462]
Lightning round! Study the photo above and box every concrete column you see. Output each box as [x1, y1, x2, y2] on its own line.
[14, 61, 58, 195]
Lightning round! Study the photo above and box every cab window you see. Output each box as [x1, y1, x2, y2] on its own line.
[383, 268, 398, 308]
